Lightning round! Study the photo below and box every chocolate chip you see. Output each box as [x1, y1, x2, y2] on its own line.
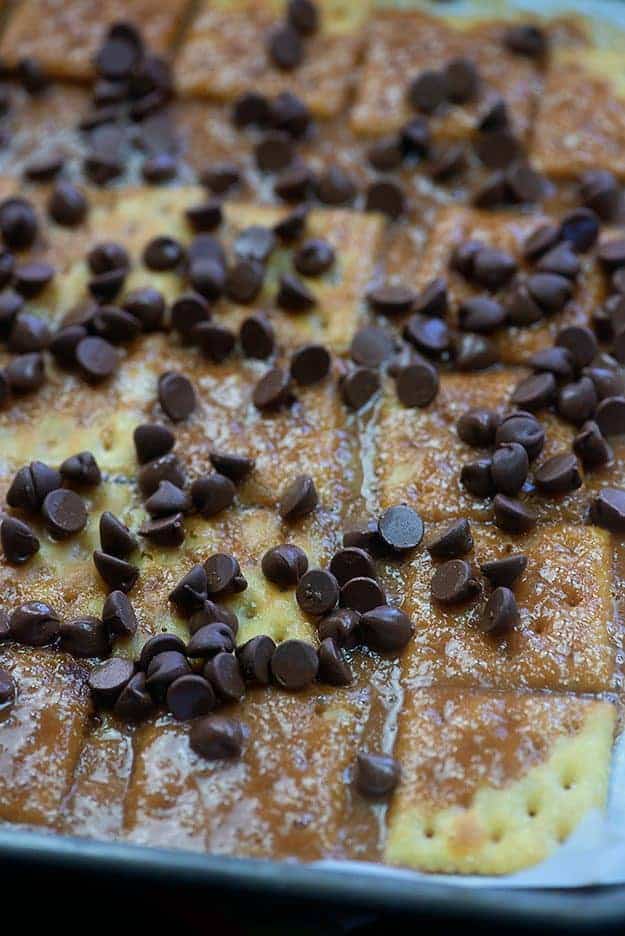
[60, 616, 110, 659]
[365, 180, 405, 219]
[525, 273, 572, 314]
[42, 489, 87, 538]
[340, 366, 379, 410]
[475, 130, 522, 170]
[293, 239, 335, 278]
[296, 568, 339, 616]
[186, 200, 222, 233]
[431, 559, 480, 605]
[523, 223, 560, 260]
[208, 451, 254, 485]
[158, 371, 196, 422]
[0, 197, 38, 250]
[276, 273, 316, 311]
[480, 587, 520, 636]
[170, 292, 210, 340]
[262, 544, 308, 588]
[270, 91, 311, 137]
[408, 69, 448, 114]
[138, 634, 187, 672]
[427, 519, 473, 559]
[24, 151, 64, 182]
[481, 554, 527, 588]
[556, 326, 597, 369]
[169, 565, 207, 616]
[537, 244, 580, 280]
[595, 396, 625, 436]
[378, 505, 424, 551]
[226, 259, 265, 305]
[457, 408, 499, 447]
[139, 512, 185, 547]
[458, 296, 506, 333]
[255, 369, 294, 414]
[510, 372, 556, 411]
[506, 164, 549, 204]
[190, 473, 236, 517]
[102, 590, 137, 639]
[460, 458, 495, 497]
[315, 166, 357, 205]
[429, 143, 468, 180]
[350, 328, 396, 370]
[472, 248, 517, 290]
[598, 238, 625, 270]
[96, 22, 143, 79]
[47, 181, 88, 227]
[99, 511, 136, 559]
[232, 91, 271, 128]
[585, 366, 625, 401]
[557, 377, 597, 426]
[472, 173, 508, 209]
[76, 336, 117, 382]
[240, 313, 275, 359]
[274, 161, 312, 200]
[1, 516, 39, 564]
[267, 24, 303, 71]
[274, 204, 308, 242]
[340, 576, 385, 613]
[190, 715, 245, 760]
[317, 608, 359, 646]
[93, 550, 139, 593]
[0, 667, 15, 708]
[368, 136, 403, 171]
[113, 672, 154, 721]
[9, 600, 60, 646]
[528, 347, 574, 381]
[187, 623, 235, 659]
[495, 412, 545, 461]
[204, 553, 247, 597]
[255, 131, 294, 173]
[146, 650, 191, 701]
[88, 657, 134, 706]
[290, 344, 331, 386]
[138, 453, 185, 497]
[13, 264, 54, 300]
[573, 420, 612, 468]
[124, 287, 166, 332]
[271, 639, 319, 689]
[330, 547, 376, 587]
[193, 322, 236, 363]
[279, 474, 318, 522]
[203, 652, 245, 702]
[287, 0, 319, 35]
[534, 452, 582, 495]
[369, 283, 416, 317]
[60, 451, 101, 487]
[6, 460, 61, 512]
[0, 289, 22, 334]
[395, 360, 439, 408]
[504, 23, 547, 57]
[316, 637, 352, 686]
[143, 236, 184, 271]
[133, 423, 175, 465]
[237, 635, 276, 685]
[400, 116, 430, 154]
[453, 333, 500, 371]
[360, 605, 414, 652]
[493, 494, 537, 533]
[559, 208, 600, 253]
[142, 152, 177, 184]
[166, 674, 215, 721]
[591, 488, 625, 532]
[355, 752, 400, 797]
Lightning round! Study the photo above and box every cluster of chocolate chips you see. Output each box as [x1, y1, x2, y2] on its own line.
[1, 453, 99, 563]
[266, 0, 320, 72]
[426, 516, 526, 640]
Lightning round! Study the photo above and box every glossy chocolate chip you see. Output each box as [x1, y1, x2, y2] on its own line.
[427, 518, 473, 559]
[395, 360, 439, 408]
[534, 453, 582, 495]
[355, 752, 400, 798]
[93, 550, 139, 593]
[279, 474, 318, 521]
[267, 24, 303, 71]
[169, 565, 208, 616]
[460, 458, 495, 497]
[458, 296, 506, 333]
[209, 450, 254, 484]
[143, 236, 184, 271]
[190, 474, 236, 517]
[595, 396, 625, 436]
[573, 420, 612, 468]
[240, 313, 275, 360]
[537, 244, 580, 279]
[475, 129, 522, 170]
[591, 488, 625, 532]
[317, 608, 360, 646]
[88, 657, 134, 706]
[491, 443, 529, 496]
[42, 489, 87, 538]
[59, 451, 101, 487]
[457, 408, 499, 447]
[237, 635, 276, 685]
[317, 637, 352, 686]
[526, 273, 572, 313]
[340, 366, 380, 410]
[187, 623, 235, 659]
[472, 248, 517, 290]
[7, 460, 61, 512]
[99, 511, 137, 558]
[167, 674, 215, 721]
[557, 377, 597, 426]
[290, 344, 331, 386]
[0, 667, 15, 708]
[113, 672, 154, 721]
[408, 69, 448, 114]
[146, 650, 191, 701]
[253, 367, 293, 411]
[365, 180, 405, 219]
[480, 587, 520, 635]
[76, 336, 117, 381]
[138, 634, 187, 672]
[480, 554, 527, 588]
[0, 197, 38, 250]
[102, 590, 137, 639]
[276, 273, 316, 312]
[431, 559, 480, 605]
[523, 223, 560, 260]
[158, 371, 196, 422]
[528, 347, 574, 381]
[271, 639, 319, 689]
[226, 259, 265, 304]
[171, 292, 210, 340]
[359, 605, 414, 652]
[330, 547, 376, 587]
[350, 326, 396, 368]
[139, 512, 185, 547]
[1, 516, 39, 564]
[186, 200, 223, 233]
[315, 166, 357, 205]
[204, 553, 247, 597]
[556, 326, 597, 369]
[559, 208, 600, 253]
[404, 315, 451, 357]
[203, 652, 245, 702]
[296, 568, 339, 616]
[510, 372, 556, 411]
[133, 423, 175, 464]
[60, 616, 111, 658]
[368, 136, 404, 171]
[340, 576, 385, 614]
[504, 23, 547, 57]
[123, 287, 165, 332]
[13, 264, 54, 300]
[493, 494, 537, 533]
[9, 311, 51, 350]
[9, 601, 60, 646]
[144, 480, 190, 518]
[262, 544, 308, 588]
[190, 715, 245, 760]
[138, 453, 186, 498]
[378, 505, 424, 552]
[495, 412, 545, 461]
[453, 333, 500, 371]
[48, 181, 88, 227]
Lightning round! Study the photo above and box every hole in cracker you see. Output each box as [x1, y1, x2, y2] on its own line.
[424, 827, 435, 839]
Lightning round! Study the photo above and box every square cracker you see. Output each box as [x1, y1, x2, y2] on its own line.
[386, 688, 615, 874]
[374, 369, 574, 523]
[0, 0, 190, 79]
[533, 48, 625, 179]
[397, 521, 615, 693]
[176, 0, 371, 118]
[0, 644, 91, 826]
[350, 10, 539, 139]
[56, 188, 383, 353]
[395, 205, 605, 365]
[125, 682, 368, 859]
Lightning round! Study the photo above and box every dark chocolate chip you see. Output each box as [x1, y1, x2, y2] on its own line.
[427, 518, 473, 559]
[557, 377, 597, 426]
[365, 180, 405, 219]
[137, 453, 185, 497]
[93, 550, 139, 593]
[187, 623, 235, 659]
[330, 547, 376, 586]
[267, 24, 303, 71]
[133, 423, 175, 464]
[166, 674, 215, 721]
[271, 639, 319, 689]
[556, 326, 598, 369]
[276, 273, 316, 311]
[573, 420, 612, 468]
[355, 752, 400, 798]
[209, 450, 254, 484]
[495, 412, 545, 461]
[9, 601, 60, 646]
[158, 371, 196, 422]
[431, 559, 480, 605]
[262, 544, 308, 588]
[88, 657, 134, 706]
[534, 452, 582, 495]
[510, 372, 556, 411]
[315, 166, 357, 205]
[528, 347, 574, 381]
[255, 131, 294, 172]
[240, 313, 275, 359]
[458, 296, 506, 333]
[99, 511, 136, 559]
[6, 460, 61, 512]
[340, 576, 385, 613]
[42, 488, 87, 538]
[378, 505, 424, 551]
[60, 451, 101, 487]
[203, 651, 245, 702]
[493, 494, 537, 533]
[460, 458, 495, 497]
[360, 605, 414, 652]
[480, 554, 527, 588]
[204, 553, 247, 597]
[60, 615, 110, 658]
[169, 565, 207, 616]
[296, 568, 339, 616]
[595, 396, 625, 436]
[559, 208, 600, 253]
[480, 586, 520, 635]
[189, 715, 245, 759]
[75, 336, 117, 381]
[123, 287, 165, 332]
[190, 473, 236, 517]
[1, 516, 39, 564]
[237, 635, 276, 685]
[408, 69, 448, 114]
[317, 637, 352, 686]
[290, 344, 331, 386]
[138, 513, 185, 547]
[395, 360, 439, 408]
[102, 590, 137, 639]
[591, 488, 625, 532]
[457, 408, 499, 447]
[143, 236, 184, 271]
[340, 366, 379, 410]
[146, 650, 191, 701]
[48, 181, 88, 227]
